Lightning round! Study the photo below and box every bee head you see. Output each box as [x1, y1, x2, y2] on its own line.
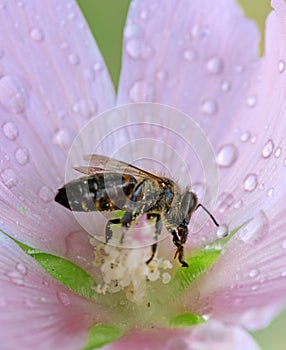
[181, 190, 198, 223]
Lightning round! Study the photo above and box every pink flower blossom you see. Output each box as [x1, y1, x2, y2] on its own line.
[0, 0, 286, 349]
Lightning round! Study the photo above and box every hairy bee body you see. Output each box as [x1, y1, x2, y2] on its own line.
[55, 155, 215, 267]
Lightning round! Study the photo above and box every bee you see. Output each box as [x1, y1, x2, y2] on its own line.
[55, 155, 219, 267]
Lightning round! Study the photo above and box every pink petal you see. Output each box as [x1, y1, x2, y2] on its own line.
[0, 231, 108, 350]
[103, 321, 259, 350]
[0, 1, 115, 258]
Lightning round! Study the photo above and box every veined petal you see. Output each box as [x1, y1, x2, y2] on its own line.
[0, 1, 115, 256]
[0, 231, 107, 350]
[102, 320, 260, 350]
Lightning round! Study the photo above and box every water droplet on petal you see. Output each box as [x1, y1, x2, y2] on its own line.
[262, 139, 274, 158]
[216, 144, 238, 167]
[274, 147, 282, 158]
[72, 99, 97, 119]
[267, 188, 274, 197]
[216, 224, 229, 238]
[206, 57, 224, 74]
[124, 23, 144, 38]
[126, 38, 153, 60]
[30, 27, 44, 42]
[221, 81, 231, 92]
[93, 61, 103, 72]
[15, 147, 29, 165]
[156, 69, 168, 81]
[6, 270, 25, 285]
[244, 173, 258, 192]
[234, 199, 243, 209]
[68, 53, 80, 65]
[16, 262, 28, 275]
[2, 121, 19, 140]
[216, 192, 234, 213]
[183, 49, 197, 61]
[237, 210, 269, 244]
[129, 80, 154, 102]
[0, 75, 29, 114]
[246, 95, 257, 108]
[279, 60, 285, 73]
[240, 131, 251, 142]
[248, 269, 259, 278]
[201, 99, 218, 115]
[38, 185, 53, 203]
[140, 9, 149, 20]
[191, 25, 209, 38]
[57, 291, 70, 306]
[1, 168, 16, 188]
[54, 128, 75, 148]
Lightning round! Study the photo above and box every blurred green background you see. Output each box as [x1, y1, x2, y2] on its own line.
[77, 0, 285, 348]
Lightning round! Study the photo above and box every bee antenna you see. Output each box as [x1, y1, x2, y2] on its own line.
[196, 203, 219, 227]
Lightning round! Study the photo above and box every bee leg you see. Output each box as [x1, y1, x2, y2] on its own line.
[105, 218, 121, 243]
[171, 227, 189, 268]
[120, 211, 133, 243]
[146, 214, 162, 265]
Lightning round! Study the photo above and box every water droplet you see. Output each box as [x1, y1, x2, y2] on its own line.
[191, 25, 209, 38]
[38, 185, 53, 203]
[237, 210, 269, 244]
[267, 187, 274, 197]
[1, 168, 16, 188]
[93, 61, 103, 72]
[216, 144, 238, 168]
[124, 23, 144, 38]
[140, 9, 149, 20]
[54, 128, 75, 148]
[249, 269, 259, 278]
[244, 173, 258, 192]
[216, 224, 229, 238]
[15, 147, 29, 165]
[246, 95, 257, 108]
[235, 65, 244, 73]
[234, 199, 243, 209]
[284, 158, 286, 167]
[216, 192, 234, 213]
[262, 139, 274, 158]
[281, 270, 286, 277]
[282, 239, 286, 249]
[72, 99, 97, 118]
[274, 147, 282, 158]
[221, 81, 231, 92]
[68, 53, 80, 65]
[2, 121, 19, 140]
[16, 262, 28, 275]
[6, 271, 25, 286]
[0, 75, 29, 114]
[57, 291, 70, 306]
[126, 38, 153, 60]
[183, 49, 197, 61]
[206, 57, 224, 74]
[30, 27, 44, 42]
[279, 60, 285, 73]
[156, 69, 168, 81]
[240, 131, 251, 142]
[129, 80, 155, 102]
[201, 99, 218, 115]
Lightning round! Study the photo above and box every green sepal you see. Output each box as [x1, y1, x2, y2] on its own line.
[83, 324, 125, 350]
[4, 232, 96, 300]
[169, 312, 205, 328]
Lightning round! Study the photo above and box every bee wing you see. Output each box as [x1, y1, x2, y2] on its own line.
[74, 154, 163, 180]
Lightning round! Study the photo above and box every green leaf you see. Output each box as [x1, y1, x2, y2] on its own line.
[83, 324, 124, 350]
[3, 231, 96, 300]
[170, 249, 220, 293]
[169, 312, 205, 328]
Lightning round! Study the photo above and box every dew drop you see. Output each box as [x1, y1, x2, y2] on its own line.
[183, 49, 197, 61]
[282, 239, 286, 249]
[140, 9, 149, 20]
[156, 69, 168, 81]
[54, 128, 75, 148]
[38, 185, 53, 203]
[216, 192, 234, 213]
[234, 199, 243, 209]
[93, 61, 103, 72]
[262, 139, 274, 158]
[267, 187, 274, 197]
[16, 262, 28, 275]
[201, 99, 218, 115]
[0, 75, 29, 114]
[30, 27, 44, 42]
[15, 147, 29, 165]
[68, 53, 80, 65]
[248, 269, 259, 278]
[6, 271, 25, 286]
[246, 95, 257, 108]
[1, 168, 16, 188]
[126, 38, 153, 60]
[129, 80, 155, 102]
[206, 57, 224, 74]
[124, 23, 144, 38]
[221, 81, 231, 92]
[216, 224, 229, 238]
[191, 25, 209, 38]
[216, 144, 238, 168]
[240, 131, 251, 142]
[57, 291, 70, 306]
[237, 210, 269, 244]
[72, 99, 97, 118]
[274, 147, 282, 158]
[2, 121, 19, 140]
[244, 173, 258, 192]
[279, 60, 285, 73]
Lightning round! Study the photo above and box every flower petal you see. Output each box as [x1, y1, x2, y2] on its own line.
[0, 231, 107, 350]
[102, 321, 260, 350]
[0, 1, 115, 256]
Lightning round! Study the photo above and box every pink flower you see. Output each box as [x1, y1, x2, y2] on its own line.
[0, 0, 285, 349]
